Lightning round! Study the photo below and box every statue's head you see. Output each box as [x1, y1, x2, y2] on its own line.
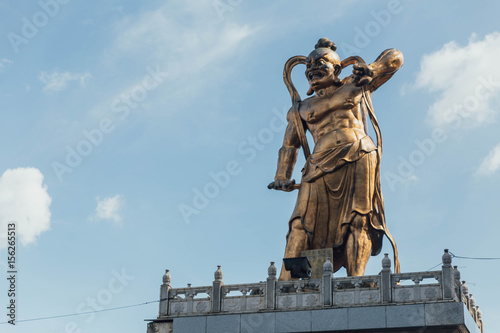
[306, 38, 341, 95]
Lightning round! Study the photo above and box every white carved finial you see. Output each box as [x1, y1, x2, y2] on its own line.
[214, 265, 223, 282]
[382, 253, 391, 270]
[469, 294, 476, 308]
[268, 261, 277, 278]
[323, 257, 333, 273]
[162, 269, 171, 286]
[461, 281, 469, 295]
[442, 249, 452, 266]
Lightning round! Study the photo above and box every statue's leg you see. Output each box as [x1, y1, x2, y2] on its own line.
[345, 213, 372, 276]
[279, 218, 308, 281]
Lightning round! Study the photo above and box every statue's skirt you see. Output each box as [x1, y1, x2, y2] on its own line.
[288, 135, 385, 256]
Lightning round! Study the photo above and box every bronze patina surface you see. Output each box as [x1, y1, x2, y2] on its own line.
[268, 38, 402, 280]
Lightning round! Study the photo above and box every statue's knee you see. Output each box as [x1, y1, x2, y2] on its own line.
[350, 214, 368, 232]
[290, 218, 303, 231]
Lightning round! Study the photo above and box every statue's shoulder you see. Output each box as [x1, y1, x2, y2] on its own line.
[341, 74, 359, 86]
[302, 95, 317, 104]
[299, 95, 319, 110]
[286, 96, 316, 122]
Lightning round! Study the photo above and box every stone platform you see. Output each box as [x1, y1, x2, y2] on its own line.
[146, 250, 483, 333]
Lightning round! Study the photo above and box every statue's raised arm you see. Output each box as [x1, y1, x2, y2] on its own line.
[352, 48, 404, 92]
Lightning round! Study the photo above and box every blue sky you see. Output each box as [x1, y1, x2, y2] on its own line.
[1, 0, 499, 332]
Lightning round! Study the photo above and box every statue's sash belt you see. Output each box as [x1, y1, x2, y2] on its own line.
[302, 135, 377, 183]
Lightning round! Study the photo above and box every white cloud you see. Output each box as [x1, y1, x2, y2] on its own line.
[414, 32, 500, 130]
[0, 58, 13, 72]
[476, 143, 500, 176]
[38, 70, 91, 93]
[89, 195, 123, 224]
[108, 0, 259, 90]
[0, 168, 52, 249]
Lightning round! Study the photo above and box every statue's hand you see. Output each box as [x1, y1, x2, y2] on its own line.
[268, 179, 296, 192]
[353, 62, 374, 87]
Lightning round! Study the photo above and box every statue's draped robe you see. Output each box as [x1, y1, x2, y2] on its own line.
[288, 134, 384, 257]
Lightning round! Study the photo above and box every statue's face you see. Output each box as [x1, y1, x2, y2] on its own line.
[305, 48, 340, 91]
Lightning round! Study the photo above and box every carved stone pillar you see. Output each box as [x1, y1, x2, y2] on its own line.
[159, 270, 171, 317]
[266, 262, 277, 309]
[380, 253, 392, 303]
[441, 249, 453, 300]
[211, 265, 223, 312]
[322, 257, 333, 306]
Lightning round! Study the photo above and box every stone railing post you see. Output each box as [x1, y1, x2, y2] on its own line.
[469, 294, 477, 321]
[322, 257, 333, 306]
[442, 249, 453, 299]
[380, 253, 392, 303]
[453, 266, 461, 298]
[211, 265, 224, 313]
[461, 281, 469, 307]
[476, 306, 483, 333]
[159, 269, 171, 317]
[266, 262, 277, 309]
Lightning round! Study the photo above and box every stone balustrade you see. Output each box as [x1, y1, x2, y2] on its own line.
[156, 250, 483, 333]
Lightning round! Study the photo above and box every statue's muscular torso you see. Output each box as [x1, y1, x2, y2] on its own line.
[299, 76, 368, 153]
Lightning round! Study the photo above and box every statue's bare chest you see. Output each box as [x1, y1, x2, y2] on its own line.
[300, 84, 362, 124]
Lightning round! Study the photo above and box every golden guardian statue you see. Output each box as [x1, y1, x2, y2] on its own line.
[268, 38, 402, 280]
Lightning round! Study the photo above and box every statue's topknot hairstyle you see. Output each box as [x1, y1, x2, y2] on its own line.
[315, 37, 337, 52]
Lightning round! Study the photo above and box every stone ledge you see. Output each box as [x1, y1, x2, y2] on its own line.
[148, 301, 479, 333]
